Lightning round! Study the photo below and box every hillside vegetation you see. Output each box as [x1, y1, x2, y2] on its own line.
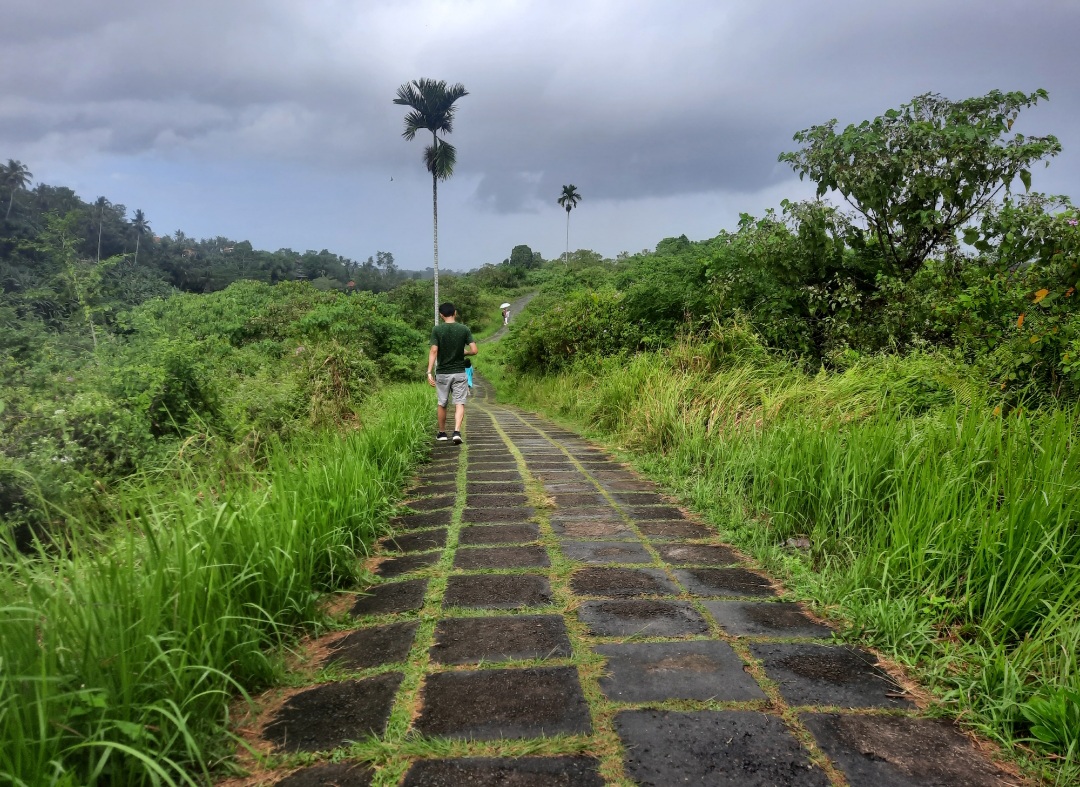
[490, 90, 1080, 784]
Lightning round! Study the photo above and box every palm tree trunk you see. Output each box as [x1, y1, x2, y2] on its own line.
[432, 132, 440, 326]
[565, 210, 570, 264]
[5, 193, 14, 221]
[134, 233, 140, 266]
[97, 205, 103, 263]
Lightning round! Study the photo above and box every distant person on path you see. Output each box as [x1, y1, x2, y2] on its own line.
[502, 307, 509, 325]
[427, 302, 477, 444]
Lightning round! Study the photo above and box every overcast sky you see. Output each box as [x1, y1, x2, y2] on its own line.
[3, 0, 1078, 270]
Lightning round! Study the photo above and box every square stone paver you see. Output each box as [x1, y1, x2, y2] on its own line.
[800, 713, 1010, 787]
[577, 600, 710, 637]
[615, 709, 829, 786]
[414, 667, 591, 739]
[675, 567, 777, 597]
[325, 622, 418, 670]
[263, 674, 402, 752]
[751, 643, 914, 708]
[430, 615, 571, 664]
[561, 541, 651, 564]
[551, 518, 637, 539]
[624, 505, 687, 520]
[276, 762, 374, 786]
[657, 543, 740, 566]
[466, 481, 525, 495]
[466, 493, 529, 508]
[350, 579, 428, 617]
[376, 551, 440, 578]
[570, 567, 680, 598]
[416, 471, 457, 485]
[637, 519, 715, 540]
[704, 601, 832, 638]
[408, 482, 456, 498]
[444, 574, 553, 609]
[406, 495, 455, 512]
[392, 510, 452, 531]
[381, 528, 448, 554]
[462, 506, 535, 523]
[552, 492, 608, 507]
[468, 470, 523, 482]
[596, 641, 765, 702]
[598, 479, 657, 492]
[453, 545, 549, 570]
[402, 757, 604, 787]
[610, 492, 669, 506]
[459, 523, 539, 545]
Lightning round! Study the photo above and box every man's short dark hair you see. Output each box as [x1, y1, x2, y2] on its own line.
[439, 302, 456, 317]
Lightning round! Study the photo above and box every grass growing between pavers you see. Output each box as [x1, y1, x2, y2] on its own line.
[491, 344, 1078, 785]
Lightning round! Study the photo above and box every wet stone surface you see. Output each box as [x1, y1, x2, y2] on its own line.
[458, 522, 539, 545]
[405, 495, 455, 512]
[350, 579, 427, 617]
[263, 674, 402, 752]
[462, 506, 536, 523]
[392, 510, 452, 531]
[610, 492, 669, 506]
[675, 567, 778, 597]
[636, 519, 715, 540]
[429, 615, 571, 664]
[465, 492, 529, 508]
[550, 518, 636, 539]
[453, 544, 550, 570]
[467, 470, 523, 482]
[801, 713, 1010, 787]
[409, 482, 456, 498]
[624, 505, 687, 520]
[596, 640, 766, 702]
[704, 601, 833, 638]
[401, 756, 605, 787]
[466, 480, 525, 495]
[375, 551, 440, 578]
[752, 643, 913, 708]
[274, 761, 374, 786]
[551, 492, 608, 507]
[656, 543, 740, 566]
[616, 709, 830, 787]
[570, 567, 681, 598]
[560, 540, 652, 564]
[577, 600, 710, 637]
[381, 528, 448, 554]
[415, 667, 592, 740]
[324, 621, 418, 670]
[443, 574, 553, 609]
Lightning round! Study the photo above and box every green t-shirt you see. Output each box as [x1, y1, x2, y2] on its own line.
[430, 321, 475, 375]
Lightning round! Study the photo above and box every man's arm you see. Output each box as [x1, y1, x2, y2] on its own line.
[427, 344, 438, 386]
[465, 342, 478, 357]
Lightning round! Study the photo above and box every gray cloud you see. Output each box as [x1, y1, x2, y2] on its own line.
[2, 0, 1077, 265]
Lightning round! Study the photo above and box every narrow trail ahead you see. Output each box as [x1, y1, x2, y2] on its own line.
[485, 291, 537, 342]
[223, 376, 1017, 786]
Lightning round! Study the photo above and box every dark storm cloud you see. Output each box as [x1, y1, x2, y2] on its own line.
[1, 0, 1077, 264]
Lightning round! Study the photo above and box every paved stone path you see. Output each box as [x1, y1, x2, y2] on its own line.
[228, 376, 1019, 786]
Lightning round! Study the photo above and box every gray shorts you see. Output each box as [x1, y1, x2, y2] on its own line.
[435, 372, 469, 406]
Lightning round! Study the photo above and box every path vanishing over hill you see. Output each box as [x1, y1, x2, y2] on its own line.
[485, 291, 537, 342]
[221, 374, 1020, 786]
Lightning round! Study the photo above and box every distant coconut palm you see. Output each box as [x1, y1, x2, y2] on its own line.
[3, 159, 33, 221]
[558, 184, 581, 263]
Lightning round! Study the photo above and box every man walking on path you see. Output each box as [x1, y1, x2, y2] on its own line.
[427, 302, 477, 444]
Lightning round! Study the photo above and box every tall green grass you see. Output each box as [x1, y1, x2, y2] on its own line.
[0, 384, 430, 786]
[502, 336, 1080, 782]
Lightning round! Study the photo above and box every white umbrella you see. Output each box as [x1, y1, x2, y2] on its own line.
[500, 302, 511, 309]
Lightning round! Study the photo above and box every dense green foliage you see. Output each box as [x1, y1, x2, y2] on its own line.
[0, 386, 432, 785]
[491, 89, 1080, 781]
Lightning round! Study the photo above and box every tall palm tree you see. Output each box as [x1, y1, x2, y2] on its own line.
[131, 209, 150, 266]
[393, 78, 469, 325]
[558, 184, 581, 264]
[3, 159, 33, 221]
[94, 196, 110, 262]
